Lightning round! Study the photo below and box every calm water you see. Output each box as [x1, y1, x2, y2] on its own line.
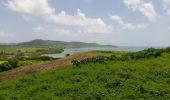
[44, 46, 151, 58]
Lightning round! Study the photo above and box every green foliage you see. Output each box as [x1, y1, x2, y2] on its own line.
[128, 48, 161, 59]
[165, 47, 170, 53]
[27, 56, 56, 61]
[0, 62, 12, 72]
[35, 48, 64, 55]
[72, 48, 163, 67]
[0, 61, 7, 64]
[0, 45, 64, 60]
[8, 59, 19, 68]
[0, 52, 170, 99]
[65, 54, 70, 57]
[0, 59, 19, 72]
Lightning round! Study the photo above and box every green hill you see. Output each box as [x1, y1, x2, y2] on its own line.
[18, 39, 116, 48]
[0, 39, 116, 58]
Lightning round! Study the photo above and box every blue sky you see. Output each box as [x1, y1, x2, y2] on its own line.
[0, 0, 170, 47]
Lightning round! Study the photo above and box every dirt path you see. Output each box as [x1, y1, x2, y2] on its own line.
[0, 52, 98, 82]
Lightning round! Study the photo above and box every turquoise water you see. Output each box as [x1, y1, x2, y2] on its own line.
[44, 46, 151, 58]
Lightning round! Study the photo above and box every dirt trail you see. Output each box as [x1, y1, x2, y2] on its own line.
[0, 52, 98, 82]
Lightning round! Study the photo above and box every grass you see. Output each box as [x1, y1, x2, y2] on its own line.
[0, 46, 42, 53]
[0, 45, 63, 60]
[0, 52, 170, 99]
[18, 60, 53, 67]
[0, 61, 7, 64]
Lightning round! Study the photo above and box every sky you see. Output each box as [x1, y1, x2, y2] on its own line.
[0, 0, 170, 47]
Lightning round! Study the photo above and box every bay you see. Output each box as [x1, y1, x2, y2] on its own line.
[43, 46, 152, 58]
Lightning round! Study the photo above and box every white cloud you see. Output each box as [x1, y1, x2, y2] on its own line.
[46, 9, 113, 34]
[0, 31, 14, 39]
[6, 0, 113, 34]
[162, 0, 170, 16]
[110, 15, 146, 30]
[7, 0, 54, 16]
[33, 25, 78, 38]
[123, 0, 158, 22]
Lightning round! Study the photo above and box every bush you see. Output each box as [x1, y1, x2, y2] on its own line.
[39, 56, 53, 61]
[8, 59, 19, 68]
[0, 59, 20, 72]
[71, 48, 163, 67]
[165, 47, 170, 53]
[28, 56, 54, 61]
[128, 48, 161, 59]
[65, 54, 70, 57]
[0, 62, 12, 72]
[109, 55, 118, 61]
[72, 60, 81, 67]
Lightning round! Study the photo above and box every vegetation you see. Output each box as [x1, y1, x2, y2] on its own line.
[72, 48, 162, 66]
[0, 56, 57, 72]
[0, 39, 115, 64]
[65, 54, 70, 57]
[0, 61, 6, 64]
[0, 39, 67, 72]
[26, 56, 58, 61]
[0, 46, 63, 59]
[0, 48, 170, 99]
[0, 59, 19, 72]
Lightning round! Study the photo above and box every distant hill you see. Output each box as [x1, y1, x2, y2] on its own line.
[17, 39, 116, 48]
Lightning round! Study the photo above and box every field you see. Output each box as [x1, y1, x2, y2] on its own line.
[0, 50, 170, 99]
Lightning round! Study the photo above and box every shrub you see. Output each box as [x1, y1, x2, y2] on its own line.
[72, 60, 81, 67]
[109, 55, 118, 61]
[8, 59, 19, 68]
[28, 56, 54, 61]
[0, 62, 12, 72]
[65, 54, 70, 57]
[165, 47, 170, 53]
[71, 48, 163, 66]
[128, 48, 161, 59]
[39, 56, 53, 61]
[0, 59, 20, 72]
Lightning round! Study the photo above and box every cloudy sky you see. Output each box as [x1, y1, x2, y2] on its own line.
[0, 0, 170, 46]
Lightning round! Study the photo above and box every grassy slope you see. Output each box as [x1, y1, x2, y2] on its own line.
[0, 53, 170, 99]
[0, 51, 106, 82]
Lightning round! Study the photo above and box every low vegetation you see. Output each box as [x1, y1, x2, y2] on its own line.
[72, 48, 162, 66]
[0, 59, 19, 72]
[0, 47, 170, 99]
[0, 43, 63, 72]
[0, 56, 57, 72]
[0, 45, 63, 59]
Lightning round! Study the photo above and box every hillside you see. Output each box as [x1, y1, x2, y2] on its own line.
[17, 39, 116, 48]
[0, 48, 170, 99]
